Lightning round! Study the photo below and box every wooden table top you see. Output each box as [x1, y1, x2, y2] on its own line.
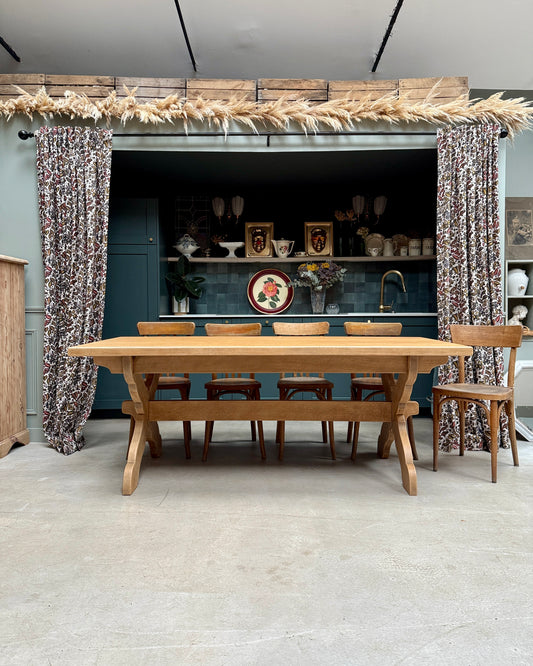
[69, 336, 472, 358]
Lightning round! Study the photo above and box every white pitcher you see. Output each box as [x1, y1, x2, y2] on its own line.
[271, 239, 294, 259]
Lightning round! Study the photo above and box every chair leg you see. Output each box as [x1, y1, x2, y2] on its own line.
[278, 421, 285, 460]
[505, 400, 519, 467]
[257, 421, 266, 460]
[489, 400, 499, 483]
[183, 421, 191, 459]
[350, 422, 361, 460]
[432, 392, 440, 471]
[328, 421, 336, 460]
[459, 400, 466, 456]
[250, 420, 257, 441]
[407, 416, 418, 460]
[321, 420, 328, 443]
[346, 421, 353, 443]
[202, 423, 212, 462]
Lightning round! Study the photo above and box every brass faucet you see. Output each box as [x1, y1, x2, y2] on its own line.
[379, 270, 407, 312]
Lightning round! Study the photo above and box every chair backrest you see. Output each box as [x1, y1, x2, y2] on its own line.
[344, 321, 402, 336]
[272, 321, 329, 336]
[137, 321, 195, 335]
[205, 322, 261, 336]
[273, 321, 328, 377]
[450, 324, 523, 386]
[205, 322, 261, 378]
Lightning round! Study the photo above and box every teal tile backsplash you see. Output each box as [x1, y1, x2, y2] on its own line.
[186, 260, 437, 315]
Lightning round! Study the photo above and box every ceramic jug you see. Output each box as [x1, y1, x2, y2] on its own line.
[174, 234, 200, 258]
[271, 239, 294, 259]
[507, 268, 530, 296]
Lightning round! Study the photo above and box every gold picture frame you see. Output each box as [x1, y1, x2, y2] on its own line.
[304, 222, 333, 257]
[245, 222, 274, 257]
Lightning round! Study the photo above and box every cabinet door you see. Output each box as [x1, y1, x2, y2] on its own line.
[93, 199, 159, 410]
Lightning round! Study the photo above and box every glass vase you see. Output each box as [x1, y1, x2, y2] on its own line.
[310, 288, 326, 314]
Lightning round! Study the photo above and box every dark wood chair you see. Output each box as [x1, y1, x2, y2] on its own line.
[344, 321, 418, 461]
[272, 321, 335, 460]
[432, 324, 523, 483]
[134, 321, 195, 458]
[202, 322, 265, 461]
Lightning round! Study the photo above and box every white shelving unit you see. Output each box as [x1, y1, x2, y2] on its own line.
[505, 259, 533, 330]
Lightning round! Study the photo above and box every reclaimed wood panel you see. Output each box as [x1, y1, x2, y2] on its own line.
[186, 78, 256, 101]
[0, 255, 30, 458]
[44, 74, 115, 99]
[116, 77, 185, 100]
[258, 78, 327, 102]
[399, 76, 469, 103]
[328, 79, 399, 101]
[0, 73, 45, 99]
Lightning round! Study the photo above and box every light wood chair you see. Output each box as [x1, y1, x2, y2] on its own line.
[432, 324, 523, 483]
[344, 321, 418, 461]
[134, 321, 195, 458]
[202, 322, 265, 461]
[272, 321, 335, 460]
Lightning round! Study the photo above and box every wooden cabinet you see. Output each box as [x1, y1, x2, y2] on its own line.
[0, 255, 30, 456]
[93, 199, 160, 410]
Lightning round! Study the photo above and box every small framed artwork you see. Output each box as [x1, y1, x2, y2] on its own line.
[304, 222, 333, 257]
[245, 222, 274, 258]
[505, 198, 533, 260]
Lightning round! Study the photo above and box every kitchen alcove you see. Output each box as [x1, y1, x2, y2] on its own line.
[93, 138, 438, 410]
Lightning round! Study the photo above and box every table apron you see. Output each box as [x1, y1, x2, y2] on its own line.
[93, 355, 449, 375]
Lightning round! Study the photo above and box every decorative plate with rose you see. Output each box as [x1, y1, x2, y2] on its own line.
[247, 269, 294, 314]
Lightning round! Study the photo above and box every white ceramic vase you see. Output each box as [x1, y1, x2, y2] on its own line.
[172, 296, 189, 314]
[507, 268, 529, 296]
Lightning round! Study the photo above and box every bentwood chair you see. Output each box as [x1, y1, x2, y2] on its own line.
[272, 321, 335, 460]
[133, 321, 195, 458]
[202, 323, 265, 461]
[343, 321, 418, 461]
[433, 324, 523, 483]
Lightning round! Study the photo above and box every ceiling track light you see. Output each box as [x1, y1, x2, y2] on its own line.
[371, 0, 405, 73]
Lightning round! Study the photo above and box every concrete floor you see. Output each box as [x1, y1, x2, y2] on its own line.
[1, 418, 532, 666]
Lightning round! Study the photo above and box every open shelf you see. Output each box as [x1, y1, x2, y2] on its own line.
[167, 255, 437, 263]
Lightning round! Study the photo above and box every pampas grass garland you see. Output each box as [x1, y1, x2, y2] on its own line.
[1, 85, 531, 138]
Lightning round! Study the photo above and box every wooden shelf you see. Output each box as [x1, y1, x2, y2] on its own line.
[166, 255, 436, 263]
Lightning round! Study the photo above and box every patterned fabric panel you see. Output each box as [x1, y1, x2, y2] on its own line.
[436, 124, 508, 451]
[36, 127, 113, 454]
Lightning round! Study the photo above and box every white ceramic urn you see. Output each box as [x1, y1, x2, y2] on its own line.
[507, 268, 529, 296]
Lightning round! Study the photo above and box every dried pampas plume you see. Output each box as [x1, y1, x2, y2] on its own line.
[1, 84, 532, 138]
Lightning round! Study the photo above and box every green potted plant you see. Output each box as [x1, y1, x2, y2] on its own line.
[165, 255, 206, 314]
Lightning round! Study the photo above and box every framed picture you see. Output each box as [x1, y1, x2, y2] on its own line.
[304, 222, 333, 257]
[505, 198, 533, 260]
[245, 222, 274, 257]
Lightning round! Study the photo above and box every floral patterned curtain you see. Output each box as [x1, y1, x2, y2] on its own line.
[436, 123, 508, 451]
[36, 127, 113, 454]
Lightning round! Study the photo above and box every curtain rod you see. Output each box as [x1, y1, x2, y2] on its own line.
[17, 129, 509, 141]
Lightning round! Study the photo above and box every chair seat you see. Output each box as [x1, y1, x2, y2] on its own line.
[157, 376, 190, 389]
[205, 377, 261, 390]
[433, 383, 513, 400]
[351, 376, 384, 391]
[277, 376, 333, 390]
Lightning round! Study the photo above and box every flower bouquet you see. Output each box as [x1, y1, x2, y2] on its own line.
[292, 261, 347, 292]
[292, 261, 347, 314]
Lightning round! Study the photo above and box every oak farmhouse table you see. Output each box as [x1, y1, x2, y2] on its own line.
[68, 335, 472, 496]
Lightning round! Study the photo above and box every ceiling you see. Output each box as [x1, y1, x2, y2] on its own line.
[1, 0, 532, 92]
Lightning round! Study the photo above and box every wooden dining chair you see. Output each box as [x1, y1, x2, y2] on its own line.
[202, 322, 265, 461]
[272, 321, 335, 460]
[343, 321, 418, 461]
[433, 324, 523, 483]
[134, 321, 195, 458]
